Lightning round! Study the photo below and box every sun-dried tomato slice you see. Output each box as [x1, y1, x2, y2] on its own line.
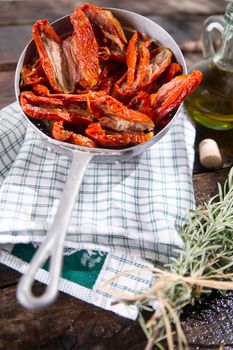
[94, 61, 126, 94]
[85, 122, 153, 147]
[52, 120, 96, 147]
[33, 84, 54, 96]
[98, 46, 111, 61]
[114, 32, 150, 98]
[114, 33, 172, 100]
[126, 32, 139, 87]
[141, 47, 172, 88]
[88, 91, 154, 132]
[128, 91, 153, 119]
[80, 3, 127, 62]
[69, 8, 99, 88]
[20, 58, 47, 88]
[145, 62, 182, 95]
[159, 62, 182, 85]
[151, 70, 202, 120]
[20, 91, 93, 125]
[33, 20, 71, 93]
[19, 4, 203, 150]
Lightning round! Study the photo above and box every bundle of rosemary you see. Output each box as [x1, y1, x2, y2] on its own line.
[103, 167, 233, 350]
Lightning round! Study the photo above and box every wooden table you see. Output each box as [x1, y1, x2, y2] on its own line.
[1, 1, 233, 349]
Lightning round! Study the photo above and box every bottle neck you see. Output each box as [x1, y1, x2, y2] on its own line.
[214, 5, 233, 72]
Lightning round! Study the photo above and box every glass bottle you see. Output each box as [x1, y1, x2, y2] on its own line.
[185, 1, 233, 130]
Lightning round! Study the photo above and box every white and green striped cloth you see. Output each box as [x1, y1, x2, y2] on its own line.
[0, 102, 195, 319]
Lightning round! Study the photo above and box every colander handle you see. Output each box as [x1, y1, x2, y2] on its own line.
[17, 150, 93, 309]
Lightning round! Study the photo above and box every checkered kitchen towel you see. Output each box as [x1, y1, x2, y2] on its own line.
[0, 102, 195, 319]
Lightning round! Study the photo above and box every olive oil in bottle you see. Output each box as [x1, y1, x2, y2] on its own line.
[185, 1, 233, 130]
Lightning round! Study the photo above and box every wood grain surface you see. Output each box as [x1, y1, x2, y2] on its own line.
[0, 1, 233, 349]
[0, 0, 226, 26]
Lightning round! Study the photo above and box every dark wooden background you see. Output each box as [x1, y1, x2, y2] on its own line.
[1, 0, 233, 349]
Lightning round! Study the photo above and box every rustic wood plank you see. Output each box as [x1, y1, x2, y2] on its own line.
[0, 264, 19, 288]
[0, 0, 66, 25]
[182, 291, 233, 348]
[1, 267, 233, 349]
[0, 0, 226, 26]
[193, 168, 230, 206]
[148, 14, 203, 44]
[0, 283, 146, 350]
[0, 25, 32, 70]
[120, 0, 226, 16]
[0, 71, 15, 109]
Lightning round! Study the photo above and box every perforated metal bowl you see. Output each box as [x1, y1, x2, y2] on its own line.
[15, 8, 187, 310]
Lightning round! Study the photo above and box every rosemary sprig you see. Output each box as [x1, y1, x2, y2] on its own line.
[102, 167, 233, 350]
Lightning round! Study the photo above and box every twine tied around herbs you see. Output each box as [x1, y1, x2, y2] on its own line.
[101, 268, 233, 302]
[101, 167, 233, 350]
[101, 269, 233, 350]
